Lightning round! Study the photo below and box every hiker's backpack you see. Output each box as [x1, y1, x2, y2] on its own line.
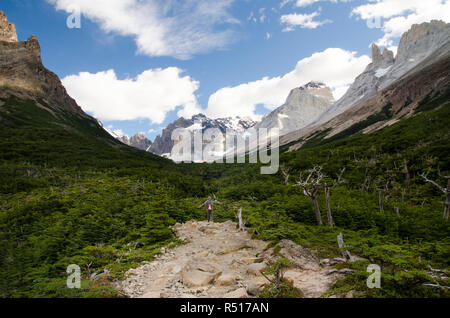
[207, 203, 212, 210]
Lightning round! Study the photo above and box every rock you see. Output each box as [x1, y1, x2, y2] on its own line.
[215, 272, 238, 287]
[320, 258, 330, 265]
[327, 269, 339, 275]
[218, 239, 251, 255]
[182, 270, 218, 287]
[241, 257, 264, 264]
[246, 279, 268, 296]
[224, 288, 248, 298]
[172, 265, 183, 274]
[247, 262, 267, 276]
[0, 10, 17, 42]
[260, 240, 320, 271]
[181, 260, 222, 287]
[329, 258, 346, 265]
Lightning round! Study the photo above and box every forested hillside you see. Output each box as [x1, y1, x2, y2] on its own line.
[0, 95, 206, 297]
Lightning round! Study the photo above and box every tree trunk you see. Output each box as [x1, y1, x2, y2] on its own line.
[378, 191, 384, 212]
[325, 187, 334, 227]
[337, 233, 353, 262]
[445, 179, 450, 221]
[394, 207, 400, 216]
[237, 208, 245, 231]
[312, 196, 322, 225]
[404, 159, 411, 187]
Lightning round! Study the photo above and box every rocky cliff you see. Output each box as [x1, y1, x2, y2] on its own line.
[281, 39, 450, 151]
[118, 133, 153, 152]
[0, 11, 88, 118]
[313, 20, 450, 127]
[255, 82, 334, 136]
[0, 10, 17, 42]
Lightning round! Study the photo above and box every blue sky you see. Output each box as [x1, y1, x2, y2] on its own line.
[3, 0, 449, 140]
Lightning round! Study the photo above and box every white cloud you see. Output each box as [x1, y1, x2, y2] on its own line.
[352, 0, 450, 46]
[281, 11, 331, 30]
[259, 8, 267, 23]
[205, 48, 370, 119]
[281, 0, 348, 8]
[266, 32, 272, 40]
[295, 0, 324, 7]
[62, 67, 201, 124]
[48, 0, 239, 59]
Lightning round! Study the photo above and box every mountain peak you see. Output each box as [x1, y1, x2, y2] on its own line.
[0, 10, 17, 42]
[371, 43, 394, 68]
[396, 20, 450, 64]
[288, 81, 334, 105]
[299, 81, 326, 91]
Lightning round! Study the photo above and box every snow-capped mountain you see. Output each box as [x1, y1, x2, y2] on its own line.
[149, 114, 256, 157]
[312, 20, 450, 126]
[255, 81, 334, 136]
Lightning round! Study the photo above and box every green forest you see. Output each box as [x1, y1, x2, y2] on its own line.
[0, 91, 449, 298]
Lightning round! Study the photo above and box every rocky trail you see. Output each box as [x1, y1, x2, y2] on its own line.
[118, 220, 353, 298]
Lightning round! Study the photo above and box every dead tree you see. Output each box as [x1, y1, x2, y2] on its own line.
[360, 167, 372, 194]
[324, 168, 346, 227]
[403, 159, 411, 187]
[375, 178, 390, 212]
[295, 166, 325, 225]
[420, 169, 450, 221]
[280, 165, 291, 185]
[236, 208, 246, 231]
[337, 233, 354, 262]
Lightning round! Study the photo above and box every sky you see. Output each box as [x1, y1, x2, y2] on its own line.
[3, 0, 450, 140]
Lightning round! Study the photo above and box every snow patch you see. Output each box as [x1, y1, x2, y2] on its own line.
[185, 122, 204, 131]
[375, 66, 392, 78]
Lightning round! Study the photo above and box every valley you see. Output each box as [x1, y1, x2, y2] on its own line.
[0, 9, 449, 299]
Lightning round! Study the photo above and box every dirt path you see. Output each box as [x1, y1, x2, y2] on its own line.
[118, 220, 346, 298]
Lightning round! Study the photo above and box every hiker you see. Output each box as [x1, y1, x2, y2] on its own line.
[199, 197, 221, 223]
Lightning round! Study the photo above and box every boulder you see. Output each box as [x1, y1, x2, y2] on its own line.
[181, 260, 222, 287]
[218, 239, 251, 255]
[246, 279, 268, 296]
[215, 272, 238, 287]
[247, 262, 267, 276]
[224, 288, 248, 298]
[260, 240, 320, 271]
